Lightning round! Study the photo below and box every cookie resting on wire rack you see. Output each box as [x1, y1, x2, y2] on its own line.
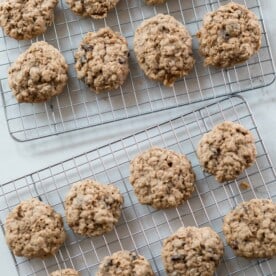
[75, 27, 129, 93]
[5, 198, 66, 259]
[129, 147, 195, 209]
[197, 2, 262, 68]
[134, 14, 195, 87]
[197, 121, 256, 183]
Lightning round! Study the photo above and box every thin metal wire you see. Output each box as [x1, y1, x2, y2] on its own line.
[0, 0, 275, 141]
[0, 95, 275, 275]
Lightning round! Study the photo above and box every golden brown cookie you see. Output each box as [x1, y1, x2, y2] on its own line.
[5, 198, 66, 258]
[97, 251, 154, 276]
[162, 227, 224, 276]
[75, 28, 129, 93]
[197, 3, 261, 68]
[66, 0, 119, 19]
[197, 121, 256, 183]
[65, 179, 124, 237]
[129, 147, 195, 209]
[0, 0, 58, 40]
[223, 199, 276, 258]
[134, 14, 195, 86]
[8, 41, 68, 103]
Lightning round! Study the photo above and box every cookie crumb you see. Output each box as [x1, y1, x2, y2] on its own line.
[239, 181, 250, 190]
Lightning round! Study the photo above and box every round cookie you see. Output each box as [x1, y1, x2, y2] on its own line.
[50, 268, 79, 276]
[5, 198, 66, 258]
[75, 28, 129, 93]
[8, 41, 68, 103]
[0, 0, 57, 40]
[197, 121, 256, 183]
[162, 226, 224, 276]
[223, 198, 276, 258]
[129, 147, 195, 209]
[65, 179, 123, 237]
[197, 3, 261, 68]
[97, 251, 154, 276]
[134, 14, 195, 86]
[66, 0, 119, 19]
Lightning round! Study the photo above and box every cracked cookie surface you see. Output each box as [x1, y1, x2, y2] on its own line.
[197, 2, 261, 68]
[5, 198, 66, 258]
[8, 41, 68, 103]
[129, 147, 195, 209]
[66, 0, 119, 19]
[50, 268, 79, 276]
[223, 199, 276, 258]
[97, 251, 154, 276]
[65, 179, 123, 237]
[197, 121, 256, 183]
[162, 226, 224, 276]
[75, 28, 129, 93]
[0, 0, 58, 40]
[134, 14, 194, 86]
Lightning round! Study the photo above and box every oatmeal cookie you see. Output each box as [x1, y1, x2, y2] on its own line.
[65, 179, 123, 237]
[0, 0, 58, 40]
[134, 14, 195, 86]
[75, 28, 129, 93]
[66, 0, 119, 19]
[5, 198, 66, 258]
[197, 2, 261, 68]
[129, 147, 195, 209]
[50, 268, 79, 276]
[197, 121, 256, 183]
[8, 41, 68, 103]
[223, 198, 276, 258]
[97, 251, 154, 276]
[162, 226, 224, 276]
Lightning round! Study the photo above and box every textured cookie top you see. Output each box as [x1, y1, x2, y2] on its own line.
[223, 199, 276, 258]
[129, 147, 195, 209]
[197, 121, 256, 183]
[75, 28, 129, 93]
[162, 226, 224, 276]
[197, 2, 261, 68]
[5, 198, 66, 258]
[0, 0, 57, 40]
[134, 14, 195, 86]
[50, 268, 79, 276]
[65, 179, 124, 237]
[8, 41, 68, 103]
[97, 251, 154, 276]
[66, 0, 119, 19]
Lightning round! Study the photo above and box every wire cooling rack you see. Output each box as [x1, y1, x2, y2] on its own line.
[0, 96, 275, 276]
[0, 0, 275, 141]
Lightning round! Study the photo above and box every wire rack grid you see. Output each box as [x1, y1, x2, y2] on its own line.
[0, 95, 275, 276]
[0, 0, 275, 141]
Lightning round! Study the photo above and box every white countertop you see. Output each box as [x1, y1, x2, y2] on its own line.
[1, 1, 276, 275]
